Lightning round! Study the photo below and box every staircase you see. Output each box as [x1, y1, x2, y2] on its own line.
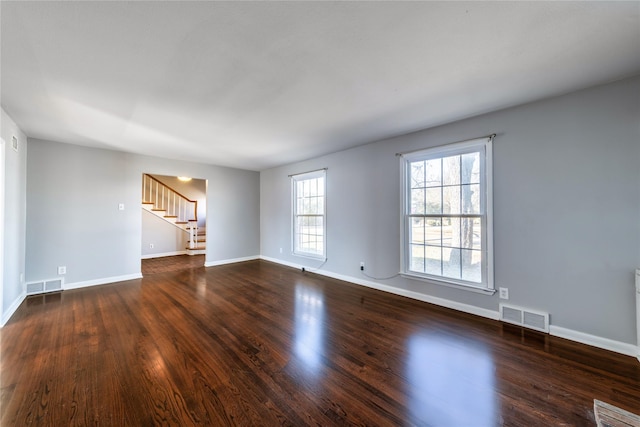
[142, 174, 205, 255]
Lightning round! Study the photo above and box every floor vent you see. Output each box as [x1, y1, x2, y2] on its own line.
[499, 303, 549, 333]
[26, 278, 63, 296]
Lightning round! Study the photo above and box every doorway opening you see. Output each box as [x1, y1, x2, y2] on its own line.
[140, 174, 207, 274]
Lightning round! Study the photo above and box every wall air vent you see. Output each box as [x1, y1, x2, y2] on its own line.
[26, 278, 63, 296]
[26, 282, 44, 295]
[499, 303, 549, 333]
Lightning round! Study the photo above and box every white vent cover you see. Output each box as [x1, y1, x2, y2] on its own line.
[26, 282, 44, 295]
[26, 278, 63, 296]
[499, 303, 549, 333]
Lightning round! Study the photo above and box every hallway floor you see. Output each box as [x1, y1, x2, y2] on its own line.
[141, 254, 205, 275]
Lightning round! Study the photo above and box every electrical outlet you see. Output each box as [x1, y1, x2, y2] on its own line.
[360, 261, 365, 271]
[118, 203, 125, 211]
[149, 243, 154, 249]
[279, 247, 283, 254]
[58, 266, 67, 275]
[499, 287, 509, 300]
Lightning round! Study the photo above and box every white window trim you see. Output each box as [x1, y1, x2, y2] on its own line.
[291, 169, 327, 260]
[399, 136, 494, 294]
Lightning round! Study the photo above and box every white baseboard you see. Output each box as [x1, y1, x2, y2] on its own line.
[204, 255, 260, 267]
[549, 325, 638, 358]
[64, 273, 143, 291]
[259, 256, 303, 270]
[260, 256, 637, 358]
[0, 291, 26, 327]
[141, 251, 187, 259]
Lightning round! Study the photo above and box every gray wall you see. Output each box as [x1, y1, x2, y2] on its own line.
[26, 140, 260, 285]
[1, 108, 27, 324]
[141, 209, 189, 257]
[261, 75, 640, 345]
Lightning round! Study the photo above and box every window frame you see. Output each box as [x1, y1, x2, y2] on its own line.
[400, 137, 494, 294]
[291, 169, 327, 260]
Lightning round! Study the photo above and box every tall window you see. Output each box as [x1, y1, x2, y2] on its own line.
[401, 137, 493, 292]
[292, 169, 326, 259]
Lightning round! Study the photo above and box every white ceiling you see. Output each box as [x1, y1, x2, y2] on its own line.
[1, 1, 639, 171]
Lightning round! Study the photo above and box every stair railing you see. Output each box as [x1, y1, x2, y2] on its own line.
[142, 174, 198, 227]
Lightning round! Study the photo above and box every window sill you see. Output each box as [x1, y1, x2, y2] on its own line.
[401, 273, 496, 295]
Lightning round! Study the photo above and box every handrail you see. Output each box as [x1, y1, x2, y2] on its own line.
[142, 174, 198, 223]
[143, 174, 198, 205]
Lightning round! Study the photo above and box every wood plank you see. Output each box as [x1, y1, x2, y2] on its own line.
[2, 259, 639, 426]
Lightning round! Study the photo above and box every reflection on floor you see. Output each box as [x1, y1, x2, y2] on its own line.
[141, 254, 205, 275]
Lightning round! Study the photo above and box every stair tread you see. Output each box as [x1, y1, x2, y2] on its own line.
[164, 215, 178, 218]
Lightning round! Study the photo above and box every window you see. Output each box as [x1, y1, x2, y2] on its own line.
[292, 169, 326, 259]
[401, 136, 493, 292]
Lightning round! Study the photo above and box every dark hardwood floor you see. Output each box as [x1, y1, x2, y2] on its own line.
[1, 259, 639, 426]
[142, 254, 205, 275]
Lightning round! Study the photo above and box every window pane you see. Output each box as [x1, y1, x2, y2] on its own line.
[425, 187, 441, 214]
[425, 218, 441, 246]
[309, 197, 317, 214]
[461, 152, 480, 184]
[442, 217, 461, 248]
[296, 215, 325, 255]
[410, 244, 425, 272]
[425, 246, 441, 276]
[411, 161, 425, 188]
[462, 249, 482, 283]
[316, 217, 324, 236]
[411, 218, 425, 244]
[411, 188, 425, 214]
[461, 217, 481, 250]
[442, 247, 461, 279]
[461, 184, 480, 214]
[318, 177, 325, 196]
[442, 155, 460, 186]
[425, 159, 441, 187]
[309, 179, 317, 197]
[443, 185, 460, 214]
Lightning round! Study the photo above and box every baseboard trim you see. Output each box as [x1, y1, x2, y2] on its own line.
[549, 325, 637, 358]
[260, 256, 636, 358]
[64, 273, 143, 291]
[0, 291, 26, 327]
[205, 255, 260, 267]
[141, 251, 187, 259]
